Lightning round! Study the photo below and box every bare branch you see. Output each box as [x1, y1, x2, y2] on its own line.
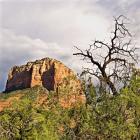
[73, 15, 138, 95]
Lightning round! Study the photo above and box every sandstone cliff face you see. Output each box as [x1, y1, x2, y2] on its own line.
[5, 58, 82, 95]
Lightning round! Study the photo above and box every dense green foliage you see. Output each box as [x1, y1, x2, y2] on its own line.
[0, 71, 140, 140]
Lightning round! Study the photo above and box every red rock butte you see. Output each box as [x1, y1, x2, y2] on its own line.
[5, 58, 82, 94]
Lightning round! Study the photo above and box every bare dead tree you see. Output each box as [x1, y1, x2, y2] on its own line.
[73, 15, 138, 95]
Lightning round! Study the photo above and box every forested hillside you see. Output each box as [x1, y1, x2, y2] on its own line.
[0, 69, 139, 140]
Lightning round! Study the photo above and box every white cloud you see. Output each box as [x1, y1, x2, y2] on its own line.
[0, 0, 140, 91]
[1, 0, 110, 43]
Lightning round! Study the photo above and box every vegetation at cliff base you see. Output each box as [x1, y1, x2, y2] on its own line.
[0, 69, 140, 140]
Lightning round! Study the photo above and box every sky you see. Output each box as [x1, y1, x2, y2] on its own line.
[0, 0, 140, 91]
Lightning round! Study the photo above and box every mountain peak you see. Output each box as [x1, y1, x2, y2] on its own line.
[5, 57, 82, 94]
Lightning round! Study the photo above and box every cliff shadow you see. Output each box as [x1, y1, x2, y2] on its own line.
[5, 70, 32, 93]
[41, 64, 55, 91]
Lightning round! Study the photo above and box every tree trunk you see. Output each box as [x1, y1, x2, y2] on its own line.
[106, 80, 118, 95]
[102, 70, 118, 95]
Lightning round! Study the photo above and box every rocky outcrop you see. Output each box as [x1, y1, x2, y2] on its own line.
[5, 58, 82, 95]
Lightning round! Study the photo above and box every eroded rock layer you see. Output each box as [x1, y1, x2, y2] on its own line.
[5, 58, 82, 95]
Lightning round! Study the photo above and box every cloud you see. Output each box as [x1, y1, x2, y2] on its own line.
[1, 0, 110, 42]
[0, 0, 140, 91]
